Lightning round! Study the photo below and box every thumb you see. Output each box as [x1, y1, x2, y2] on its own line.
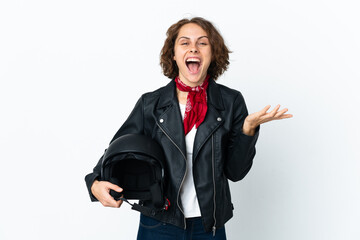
[107, 182, 123, 193]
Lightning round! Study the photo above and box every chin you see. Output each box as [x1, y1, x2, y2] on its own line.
[187, 72, 206, 82]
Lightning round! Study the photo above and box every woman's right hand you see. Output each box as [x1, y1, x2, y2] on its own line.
[91, 180, 123, 208]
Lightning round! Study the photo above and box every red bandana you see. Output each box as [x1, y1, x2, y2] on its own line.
[175, 75, 210, 135]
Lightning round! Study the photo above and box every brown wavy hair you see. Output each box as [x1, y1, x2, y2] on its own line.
[160, 17, 230, 80]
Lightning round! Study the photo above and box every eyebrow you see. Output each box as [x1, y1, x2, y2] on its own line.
[177, 36, 209, 41]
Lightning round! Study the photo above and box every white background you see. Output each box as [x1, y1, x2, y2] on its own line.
[1, 0, 359, 239]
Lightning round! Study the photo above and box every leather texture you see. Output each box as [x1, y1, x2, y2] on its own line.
[85, 78, 259, 232]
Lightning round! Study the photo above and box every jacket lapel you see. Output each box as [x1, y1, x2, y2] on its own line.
[156, 81, 187, 157]
[193, 79, 225, 161]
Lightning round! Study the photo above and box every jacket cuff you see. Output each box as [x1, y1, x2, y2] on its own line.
[85, 173, 100, 202]
[240, 125, 260, 145]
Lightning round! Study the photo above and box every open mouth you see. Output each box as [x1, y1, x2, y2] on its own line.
[186, 57, 201, 74]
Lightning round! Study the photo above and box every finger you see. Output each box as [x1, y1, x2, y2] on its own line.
[274, 108, 288, 118]
[278, 114, 293, 119]
[267, 104, 280, 117]
[98, 190, 116, 206]
[101, 188, 124, 207]
[261, 105, 271, 114]
[115, 199, 123, 208]
[103, 196, 121, 207]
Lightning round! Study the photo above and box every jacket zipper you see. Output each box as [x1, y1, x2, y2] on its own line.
[156, 122, 188, 230]
[211, 134, 217, 237]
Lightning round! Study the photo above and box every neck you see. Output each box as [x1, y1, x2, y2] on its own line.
[176, 88, 188, 105]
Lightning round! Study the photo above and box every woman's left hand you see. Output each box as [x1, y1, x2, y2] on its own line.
[242, 105, 293, 136]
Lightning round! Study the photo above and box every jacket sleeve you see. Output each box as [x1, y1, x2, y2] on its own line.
[224, 92, 260, 182]
[84, 96, 145, 201]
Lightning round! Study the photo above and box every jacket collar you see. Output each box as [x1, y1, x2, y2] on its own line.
[157, 78, 225, 110]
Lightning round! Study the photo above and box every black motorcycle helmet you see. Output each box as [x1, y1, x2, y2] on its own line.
[100, 134, 169, 212]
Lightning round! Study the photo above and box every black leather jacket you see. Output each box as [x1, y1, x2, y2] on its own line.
[85, 79, 259, 233]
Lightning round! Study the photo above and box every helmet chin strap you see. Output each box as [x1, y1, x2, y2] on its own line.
[115, 196, 171, 216]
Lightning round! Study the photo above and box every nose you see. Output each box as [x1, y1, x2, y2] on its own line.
[190, 43, 198, 53]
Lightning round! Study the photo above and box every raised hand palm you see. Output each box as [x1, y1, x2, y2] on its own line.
[245, 105, 293, 129]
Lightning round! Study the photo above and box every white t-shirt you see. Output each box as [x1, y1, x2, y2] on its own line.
[179, 103, 202, 218]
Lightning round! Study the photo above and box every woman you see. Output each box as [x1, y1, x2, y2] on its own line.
[85, 17, 292, 240]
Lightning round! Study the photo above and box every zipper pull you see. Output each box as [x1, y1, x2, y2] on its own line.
[212, 226, 216, 237]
